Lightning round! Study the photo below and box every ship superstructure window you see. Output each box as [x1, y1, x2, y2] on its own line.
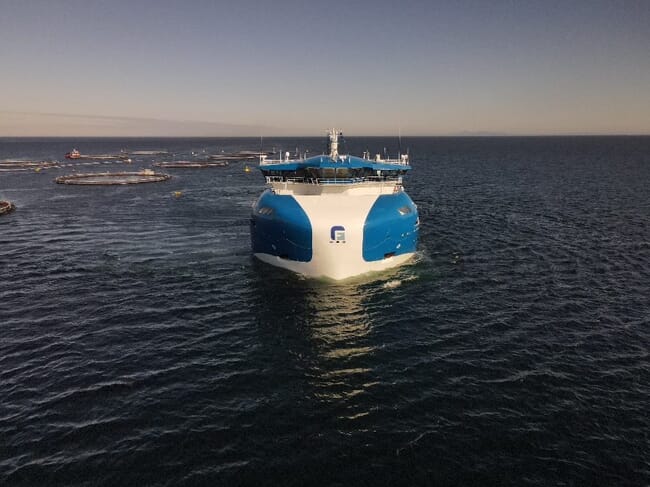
[398, 206, 412, 215]
[320, 168, 336, 178]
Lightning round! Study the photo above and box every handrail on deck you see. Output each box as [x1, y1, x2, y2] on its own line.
[265, 176, 402, 185]
[259, 155, 410, 166]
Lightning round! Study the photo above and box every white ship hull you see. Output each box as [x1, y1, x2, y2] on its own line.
[251, 184, 419, 281]
[254, 250, 414, 280]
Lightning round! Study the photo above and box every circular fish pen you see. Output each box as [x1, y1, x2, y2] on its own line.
[0, 200, 16, 215]
[0, 160, 60, 172]
[55, 171, 171, 185]
[152, 161, 228, 168]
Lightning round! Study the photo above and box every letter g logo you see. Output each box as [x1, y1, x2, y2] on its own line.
[330, 225, 345, 242]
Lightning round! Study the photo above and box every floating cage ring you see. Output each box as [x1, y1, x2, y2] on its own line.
[0, 160, 60, 171]
[55, 171, 171, 185]
[152, 161, 229, 168]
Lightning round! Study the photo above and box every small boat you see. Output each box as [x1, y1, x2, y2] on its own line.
[0, 200, 16, 215]
[250, 129, 419, 280]
[65, 149, 81, 159]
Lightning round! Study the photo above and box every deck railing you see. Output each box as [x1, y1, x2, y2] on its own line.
[265, 175, 402, 185]
[259, 154, 410, 166]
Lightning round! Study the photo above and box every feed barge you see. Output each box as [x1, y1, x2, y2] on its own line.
[250, 129, 419, 280]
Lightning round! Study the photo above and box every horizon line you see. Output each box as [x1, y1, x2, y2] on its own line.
[2, 112, 648, 138]
[1, 133, 649, 138]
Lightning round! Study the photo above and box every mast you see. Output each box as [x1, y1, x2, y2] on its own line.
[327, 128, 342, 159]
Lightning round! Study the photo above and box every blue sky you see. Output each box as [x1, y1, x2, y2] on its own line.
[1, 0, 648, 135]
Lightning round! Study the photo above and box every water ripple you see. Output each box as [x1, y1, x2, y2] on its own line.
[1, 136, 649, 486]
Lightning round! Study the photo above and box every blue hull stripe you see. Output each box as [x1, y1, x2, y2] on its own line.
[250, 190, 312, 262]
[362, 192, 419, 262]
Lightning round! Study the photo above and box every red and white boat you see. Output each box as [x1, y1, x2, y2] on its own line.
[65, 149, 81, 159]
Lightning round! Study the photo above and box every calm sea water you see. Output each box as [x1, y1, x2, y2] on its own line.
[1, 136, 649, 486]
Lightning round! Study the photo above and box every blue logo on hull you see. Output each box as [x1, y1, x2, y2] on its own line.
[330, 225, 346, 243]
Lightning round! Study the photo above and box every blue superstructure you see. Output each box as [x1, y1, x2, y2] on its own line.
[250, 129, 419, 280]
[255, 155, 412, 173]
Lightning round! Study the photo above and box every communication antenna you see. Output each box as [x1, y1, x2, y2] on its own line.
[398, 127, 402, 159]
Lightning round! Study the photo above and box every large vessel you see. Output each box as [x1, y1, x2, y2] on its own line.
[250, 129, 419, 280]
